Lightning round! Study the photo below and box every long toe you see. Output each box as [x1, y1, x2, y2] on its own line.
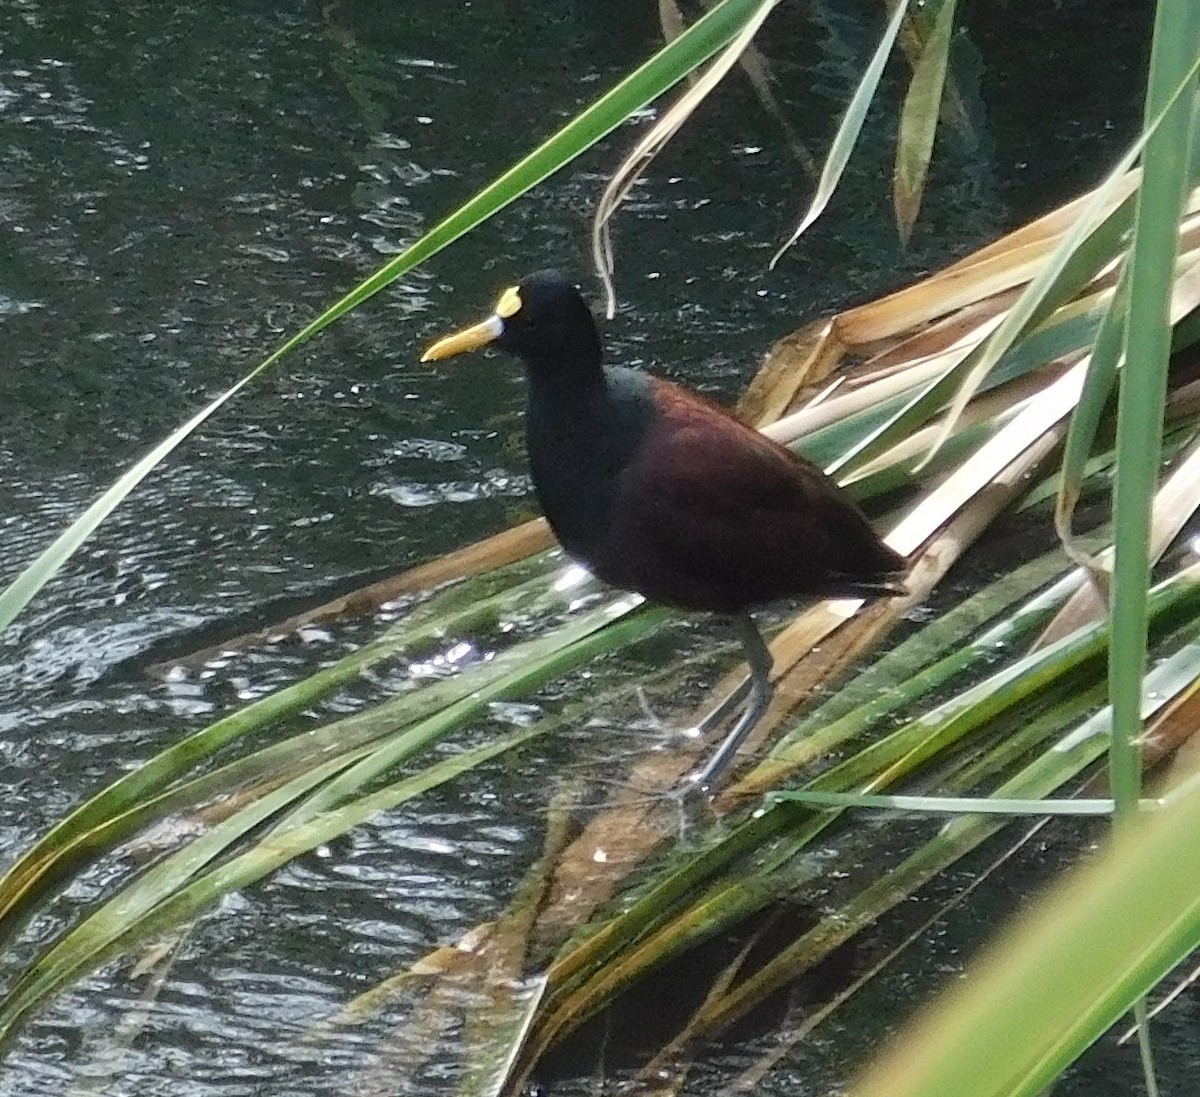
[666, 777, 719, 835]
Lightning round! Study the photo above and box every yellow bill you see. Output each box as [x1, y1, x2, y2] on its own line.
[420, 285, 524, 363]
[420, 314, 503, 362]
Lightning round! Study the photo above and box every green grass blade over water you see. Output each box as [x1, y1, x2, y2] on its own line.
[0, 569, 562, 943]
[0, 725, 548, 1053]
[0, 0, 775, 637]
[0, 607, 667, 1050]
[770, 0, 910, 267]
[0, 593, 665, 949]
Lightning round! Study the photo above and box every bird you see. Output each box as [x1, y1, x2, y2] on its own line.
[421, 270, 906, 791]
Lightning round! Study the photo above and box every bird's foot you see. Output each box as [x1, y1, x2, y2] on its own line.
[633, 688, 715, 760]
[631, 685, 671, 733]
[662, 771, 719, 838]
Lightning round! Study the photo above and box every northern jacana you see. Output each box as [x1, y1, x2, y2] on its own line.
[422, 271, 905, 790]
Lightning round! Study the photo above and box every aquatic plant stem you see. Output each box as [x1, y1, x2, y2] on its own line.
[1109, 7, 1199, 821]
[1110, 10, 1199, 1094]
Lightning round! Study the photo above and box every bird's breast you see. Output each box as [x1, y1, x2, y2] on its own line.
[524, 370, 654, 568]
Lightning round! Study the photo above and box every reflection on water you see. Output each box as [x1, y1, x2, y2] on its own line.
[0, 0, 1150, 1093]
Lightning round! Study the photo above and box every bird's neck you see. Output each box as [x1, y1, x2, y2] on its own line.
[523, 363, 652, 569]
[522, 350, 607, 404]
[524, 364, 652, 455]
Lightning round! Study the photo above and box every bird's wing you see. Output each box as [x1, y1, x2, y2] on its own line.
[605, 381, 897, 604]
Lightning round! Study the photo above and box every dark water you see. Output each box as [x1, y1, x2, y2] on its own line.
[0, 1, 1166, 1094]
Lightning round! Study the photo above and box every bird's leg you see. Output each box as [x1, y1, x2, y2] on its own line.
[688, 674, 753, 740]
[689, 615, 774, 792]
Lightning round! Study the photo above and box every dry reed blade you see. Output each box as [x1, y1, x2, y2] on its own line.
[1038, 430, 1200, 648]
[593, 0, 782, 317]
[153, 519, 555, 671]
[737, 319, 844, 426]
[893, 0, 958, 243]
[1036, 261, 1200, 646]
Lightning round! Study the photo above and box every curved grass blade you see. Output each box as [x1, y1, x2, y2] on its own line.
[770, 0, 911, 268]
[0, 380, 266, 636]
[1039, 402, 1200, 649]
[592, 0, 782, 316]
[0, 0, 773, 637]
[1053, 270, 1128, 572]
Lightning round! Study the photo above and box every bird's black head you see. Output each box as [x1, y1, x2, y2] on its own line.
[421, 269, 602, 377]
[497, 270, 600, 368]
